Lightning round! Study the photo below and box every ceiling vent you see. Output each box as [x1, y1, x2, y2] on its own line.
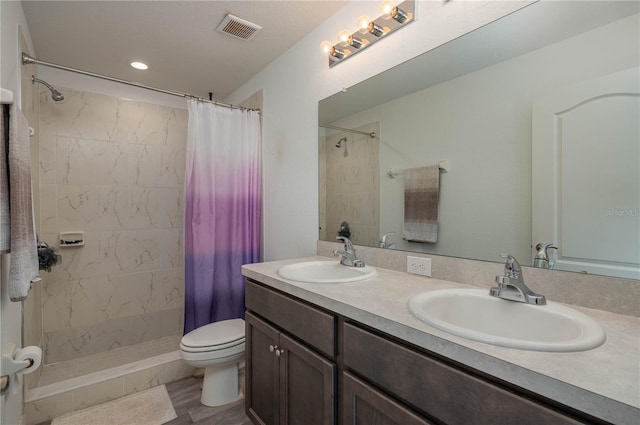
[217, 14, 262, 41]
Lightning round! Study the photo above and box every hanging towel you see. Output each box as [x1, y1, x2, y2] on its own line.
[403, 165, 440, 243]
[1, 105, 10, 252]
[3, 103, 41, 301]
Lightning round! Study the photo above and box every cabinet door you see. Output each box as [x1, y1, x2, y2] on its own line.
[343, 372, 433, 425]
[246, 312, 280, 425]
[278, 333, 336, 425]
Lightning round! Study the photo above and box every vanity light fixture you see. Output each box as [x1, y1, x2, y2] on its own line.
[391, 6, 409, 23]
[367, 22, 385, 37]
[321, 0, 416, 68]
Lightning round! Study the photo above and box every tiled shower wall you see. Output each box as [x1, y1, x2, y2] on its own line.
[322, 123, 379, 247]
[37, 88, 187, 363]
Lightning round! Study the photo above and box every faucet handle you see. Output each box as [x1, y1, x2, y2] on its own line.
[500, 253, 522, 277]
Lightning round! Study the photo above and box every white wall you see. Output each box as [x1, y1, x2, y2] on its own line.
[225, 0, 533, 261]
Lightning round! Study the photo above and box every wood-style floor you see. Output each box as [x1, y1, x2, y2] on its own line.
[165, 377, 253, 425]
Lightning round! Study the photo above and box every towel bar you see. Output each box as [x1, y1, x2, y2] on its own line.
[387, 160, 449, 178]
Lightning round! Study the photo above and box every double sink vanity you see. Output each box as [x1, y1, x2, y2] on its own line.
[242, 256, 639, 425]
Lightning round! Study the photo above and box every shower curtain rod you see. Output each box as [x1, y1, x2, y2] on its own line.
[22, 53, 259, 113]
[319, 124, 376, 139]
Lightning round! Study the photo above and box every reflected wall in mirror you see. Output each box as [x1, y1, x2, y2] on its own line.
[318, 1, 640, 279]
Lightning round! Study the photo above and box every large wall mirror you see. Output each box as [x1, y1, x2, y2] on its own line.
[318, 1, 639, 279]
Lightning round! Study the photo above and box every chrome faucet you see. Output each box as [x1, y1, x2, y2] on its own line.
[533, 242, 557, 269]
[378, 232, 396, 249]
[333, 236, 365, 268]
[490, 254, 546, 305]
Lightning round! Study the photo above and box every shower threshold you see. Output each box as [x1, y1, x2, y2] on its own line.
[26, 334, 187, 402]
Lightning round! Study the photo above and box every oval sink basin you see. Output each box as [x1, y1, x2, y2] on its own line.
[408, 289, 606, 352]
[278, 261, 377, 283]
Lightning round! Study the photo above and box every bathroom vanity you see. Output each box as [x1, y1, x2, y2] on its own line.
[242, 257, 639, 425]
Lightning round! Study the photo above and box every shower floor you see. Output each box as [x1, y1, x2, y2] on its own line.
[25, 334, 193, 425]
[38, 335, 182, 386]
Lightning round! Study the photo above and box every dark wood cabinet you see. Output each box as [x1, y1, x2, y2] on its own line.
[246, 312, 279, 425]
[342, 323, 585, 425]
[245, 282, 337, 425]
[245, 278, 599, 425]
[343, 372, 434, 425]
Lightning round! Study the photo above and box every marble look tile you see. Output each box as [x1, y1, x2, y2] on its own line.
[159, 107, 188, 147]
[112, 99, 158, 144]
[114, 230, 159, 273]
[151, 268, 185, 311]
[53, 90, 119, 141]
[70, 376, 124, 411]
[39, 185, 58, 234]
[156, 229, 183, 270]
[24, 393, 72, 425]
[155, 188, 182, 228]
[39, 133, 57, 184]
[56, 137, 94, 184]
[39, 91, 58, 137]
[38, 87, 187, 368]
[129, 144, 161, 187]
[92, 142, 129, 186]
[44, 308, 183, 363]
[56, 184, 101, 229]
[51, 231, 101, 280]
[120, 188, 158, 230]
[121, 360, 192, 397]
[158, 145, 186, 188]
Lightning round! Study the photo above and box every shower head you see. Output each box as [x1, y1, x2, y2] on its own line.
[336, 137, 348, 148]
[31, 75, 64, 102]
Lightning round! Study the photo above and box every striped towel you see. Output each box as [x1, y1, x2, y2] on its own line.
[2, 103, 41, 301]
[403, 165, 440, 243]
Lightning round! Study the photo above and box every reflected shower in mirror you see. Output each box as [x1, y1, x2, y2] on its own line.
[318, 1, 640, 279]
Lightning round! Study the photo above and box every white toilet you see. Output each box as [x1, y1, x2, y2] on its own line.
[180, 318, 245, 407]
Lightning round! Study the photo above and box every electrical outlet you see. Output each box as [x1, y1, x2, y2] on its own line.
[407, 256, 431, 277]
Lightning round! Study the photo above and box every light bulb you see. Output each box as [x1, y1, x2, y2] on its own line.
[357, 16, 371, 34]
[338, 30, 351, 46]
[320, 41, 333, 55]
[380, 1, 395, 19]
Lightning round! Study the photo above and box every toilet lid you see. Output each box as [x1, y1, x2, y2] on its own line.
[181, 318, 245, 349]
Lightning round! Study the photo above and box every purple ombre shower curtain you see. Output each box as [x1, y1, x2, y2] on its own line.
[184, 100, 261, 333]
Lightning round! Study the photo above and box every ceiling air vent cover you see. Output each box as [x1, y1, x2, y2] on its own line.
[217, 14, 262, 41]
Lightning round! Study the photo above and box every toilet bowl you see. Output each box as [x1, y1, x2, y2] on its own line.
[180, 318, 245, 406]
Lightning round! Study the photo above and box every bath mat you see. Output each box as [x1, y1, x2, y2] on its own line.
[51, 385, 177, 425]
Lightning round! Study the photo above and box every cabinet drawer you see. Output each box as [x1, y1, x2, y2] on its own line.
[344, 372, 434, 425]
[343, 323, 583, 425]
[246, 280, 336, 358]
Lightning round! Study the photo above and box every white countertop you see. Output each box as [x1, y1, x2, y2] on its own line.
[242, 256, 640, 425]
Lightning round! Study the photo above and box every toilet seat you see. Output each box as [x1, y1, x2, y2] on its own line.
[180, 318, 245, 353]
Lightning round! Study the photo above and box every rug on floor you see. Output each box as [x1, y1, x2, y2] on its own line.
[50, 385, 177, 425]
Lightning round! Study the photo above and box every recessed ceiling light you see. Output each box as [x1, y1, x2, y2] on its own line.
[130, 61, 148, 70]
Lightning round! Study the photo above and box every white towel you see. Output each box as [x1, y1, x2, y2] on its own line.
[3, 104, 41, 301]
[403, 165, 440, 243]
